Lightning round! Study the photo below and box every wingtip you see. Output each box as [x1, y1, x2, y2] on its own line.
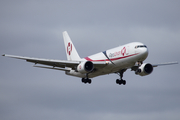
[63, 30, 67, 33]
[171, 61, 178, 64]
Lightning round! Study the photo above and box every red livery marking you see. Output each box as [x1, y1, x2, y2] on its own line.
[121, 47, 126, 56]
[84, 57, 93, 61]
[85, 53, 139, 62]
[67, 42, 72, 55]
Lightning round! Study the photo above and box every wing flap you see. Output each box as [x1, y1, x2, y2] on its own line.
[33, 65, 71, 71]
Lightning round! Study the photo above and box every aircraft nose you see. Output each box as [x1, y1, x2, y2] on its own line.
[142, 47, 148, 58]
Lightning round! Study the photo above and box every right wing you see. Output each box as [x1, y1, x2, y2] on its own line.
[2, 54, 80, 71]
[2, 54, 108, 72]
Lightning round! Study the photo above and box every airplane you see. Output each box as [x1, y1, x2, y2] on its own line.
[2, 31, 178, 85]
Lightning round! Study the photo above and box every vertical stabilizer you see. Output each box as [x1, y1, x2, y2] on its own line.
[63, 31, 81, 61]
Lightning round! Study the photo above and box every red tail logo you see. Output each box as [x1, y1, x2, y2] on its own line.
[121, 47, 126, 56]
[67, 42, 72, 55]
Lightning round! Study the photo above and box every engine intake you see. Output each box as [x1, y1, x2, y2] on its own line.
[135, 63, 153, 76]
[77, 61, 94, 73]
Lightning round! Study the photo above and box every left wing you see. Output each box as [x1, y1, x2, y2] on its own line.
[2, 54, 80, 71]
[131, 61, 178, 71]
[152, 62, 178, 67]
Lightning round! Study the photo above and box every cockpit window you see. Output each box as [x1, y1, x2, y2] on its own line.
[135, 45, 147, 48]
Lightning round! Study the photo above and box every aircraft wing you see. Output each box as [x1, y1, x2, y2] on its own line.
[152, 62, 178, 67]
[2, 54, 81, 71]
[131, 61, 178, 71]
[2, 54, 107, 71]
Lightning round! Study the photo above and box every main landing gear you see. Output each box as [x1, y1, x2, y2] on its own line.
[81, 70, 127, 85]
[81, 73, 91, 84]
[116, 69, 127, 85]
[82, 78, 91, 84]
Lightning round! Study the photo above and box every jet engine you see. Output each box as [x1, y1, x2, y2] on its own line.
[77, 61, 94, 73]
[135, 63, 153, 76]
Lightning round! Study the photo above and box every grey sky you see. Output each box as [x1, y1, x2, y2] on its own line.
[1, 1, 180, 120]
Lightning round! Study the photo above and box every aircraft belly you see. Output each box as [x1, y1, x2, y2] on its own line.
[66, 54, 137, 78]
[89, 58, 136, 78]
[65, 70, 86, 78]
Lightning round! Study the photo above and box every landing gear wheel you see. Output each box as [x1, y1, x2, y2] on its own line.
[81, 78, 91, 84]
[82, 78, 85, 83]
[87, 79, 92, 84]
[116, 79, 126, 85]
[119, 80, 123, 85]
[122, 80, 126, 85]
[116, 79, 120, 84]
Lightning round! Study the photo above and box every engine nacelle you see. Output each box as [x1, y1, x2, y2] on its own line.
[77, 61, 94, 73]
[135, 63, 153, 76]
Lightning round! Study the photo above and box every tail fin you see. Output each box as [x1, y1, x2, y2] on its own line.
[63, 31, 81, 61]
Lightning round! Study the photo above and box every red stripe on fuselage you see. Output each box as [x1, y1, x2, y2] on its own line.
[85, 53, 139, 62]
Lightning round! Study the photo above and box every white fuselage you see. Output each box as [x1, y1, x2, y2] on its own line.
[66, 42, 148, 78]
